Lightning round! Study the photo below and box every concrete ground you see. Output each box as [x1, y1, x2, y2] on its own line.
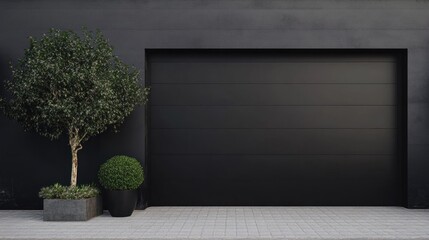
[0, 207, 429, 240]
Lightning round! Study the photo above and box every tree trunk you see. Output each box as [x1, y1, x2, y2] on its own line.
[70, 144, 79, 187]
[69, 130, 83, 187]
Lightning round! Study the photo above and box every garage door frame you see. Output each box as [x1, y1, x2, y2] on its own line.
[144, 49, 408, 207]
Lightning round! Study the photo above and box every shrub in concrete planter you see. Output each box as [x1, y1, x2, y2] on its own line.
[39, 184, 102, 221]
[98, 156, 144, 217]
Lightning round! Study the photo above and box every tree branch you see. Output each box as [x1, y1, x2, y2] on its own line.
[76, 144, 83, 151]
[78, 132, 87, 143]
[68, 127, 83, 152]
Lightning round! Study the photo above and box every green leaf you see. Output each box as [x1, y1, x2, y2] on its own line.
[1, 28, 149, 143]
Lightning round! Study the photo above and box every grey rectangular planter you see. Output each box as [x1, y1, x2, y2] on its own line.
[43, 196, 102, 221]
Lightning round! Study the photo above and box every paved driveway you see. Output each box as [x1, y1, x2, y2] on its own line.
[0, 207, 429, 239]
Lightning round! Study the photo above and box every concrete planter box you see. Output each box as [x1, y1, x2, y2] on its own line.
[43, 196, 102, 221]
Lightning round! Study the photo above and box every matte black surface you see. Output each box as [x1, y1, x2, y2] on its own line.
[151, 129, 396, 155]
[151, 84, 396, 106]
[105, 190, 137, 217]
[148, 50, 404, 206]
[151, 155, 401, 206]
[150, 62, 395, 84]
[151, 106, 397, 129]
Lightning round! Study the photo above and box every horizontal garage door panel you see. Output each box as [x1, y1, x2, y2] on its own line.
[151, 106, 396, 129]
[151, 84, 396, 106]
[149, 53, 396, 63]
[150, 155, 400, 206]
[151, 62, 395, 84]
[151, 129, 395, 155]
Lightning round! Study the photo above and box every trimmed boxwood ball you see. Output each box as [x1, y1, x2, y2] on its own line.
[98, 156, 144, 190]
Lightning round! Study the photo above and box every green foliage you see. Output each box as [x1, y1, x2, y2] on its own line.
[1, 28, 149, 142]
[98, 155, 144, 190]
[39, 183, 99, 199]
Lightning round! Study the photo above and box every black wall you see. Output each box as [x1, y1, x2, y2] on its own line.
[0, 0, 429, 209]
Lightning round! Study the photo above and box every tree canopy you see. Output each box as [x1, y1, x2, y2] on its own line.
[2, 29, 149, 143]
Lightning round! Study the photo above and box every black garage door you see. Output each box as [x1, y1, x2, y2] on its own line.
[147, 50, 404, 206]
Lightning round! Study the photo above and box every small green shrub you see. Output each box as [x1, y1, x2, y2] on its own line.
[39, 183, 99, 199]
[98, 155, 144, 190]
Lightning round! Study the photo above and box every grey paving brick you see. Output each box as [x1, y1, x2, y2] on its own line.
[0, 207, 429, 239]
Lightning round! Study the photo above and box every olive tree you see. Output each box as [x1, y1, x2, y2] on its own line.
[0, 29, 149, 187]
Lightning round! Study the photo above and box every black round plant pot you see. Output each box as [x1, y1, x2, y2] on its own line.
[105, 189, 137, 217]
